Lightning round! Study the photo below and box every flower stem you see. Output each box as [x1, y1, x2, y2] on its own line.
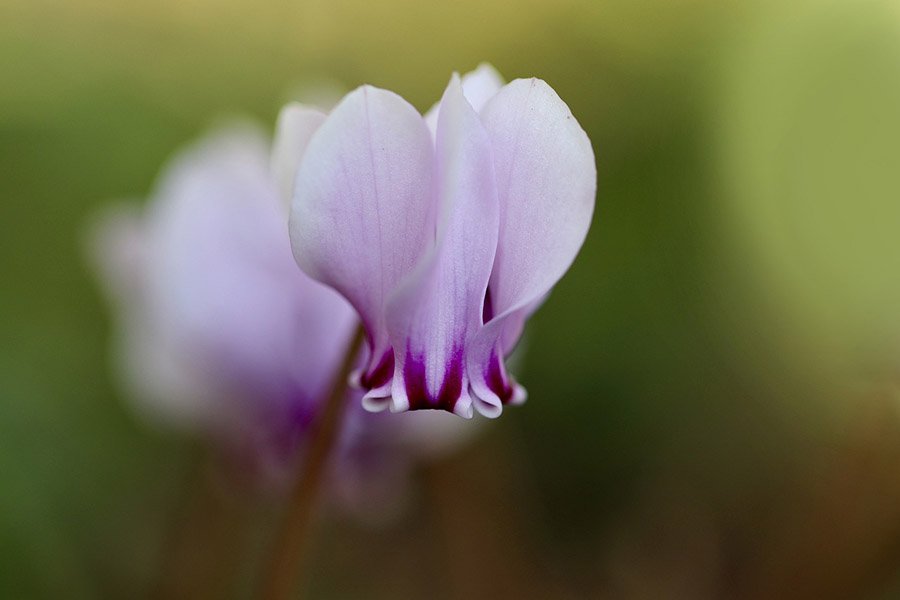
[261, 325, 365, 600]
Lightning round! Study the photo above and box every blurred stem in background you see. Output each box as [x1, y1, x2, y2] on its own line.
[260, 326, 365, 600]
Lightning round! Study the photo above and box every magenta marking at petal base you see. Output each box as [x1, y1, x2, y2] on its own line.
[360, 350, 394, 390]
[485, 349, 514, 404]
[403, 346, 464, 412]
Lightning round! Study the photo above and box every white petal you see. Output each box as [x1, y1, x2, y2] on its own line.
[425, 63, 506, 137]
[481, 77, 596, 317]
[271, 103, 327, 214]
[469, 78, 596, 414]
[385, 74, 498, 417]
[290, 86, 436, 390]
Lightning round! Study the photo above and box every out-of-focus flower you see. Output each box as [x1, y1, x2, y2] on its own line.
[290, 64, 597, 418]
[90, 127, 350, 479]
[88, 121, 478, 498]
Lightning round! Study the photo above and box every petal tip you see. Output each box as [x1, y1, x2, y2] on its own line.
[348, 368, 364, 388]
[471, 387, 503, 419]
[474, 62, 502, 76]
[453, 397, 474, 419]
[510, 382, 528, 406]
[361, 392, 391, 413]
[389, 392, 410, 414]
[276, 101, 322, 120]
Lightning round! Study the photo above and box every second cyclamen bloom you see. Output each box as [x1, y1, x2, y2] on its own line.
[290, 65, 596, 418]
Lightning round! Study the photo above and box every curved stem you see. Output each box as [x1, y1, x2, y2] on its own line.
[261, 326, 365, 600]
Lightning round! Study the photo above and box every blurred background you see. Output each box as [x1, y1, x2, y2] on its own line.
[3, 0, 900, 597]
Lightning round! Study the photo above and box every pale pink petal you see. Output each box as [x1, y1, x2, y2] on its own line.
[499, 295, 546, 355]
[271, 103, 327, 213]
[144, 128, 357, 426]
[469, 78, 596, 415]
[424, 63, 505, 137]
[384, 74, 499, 418]
[86, 204, 217, 431]
[289, 86, 436, 405]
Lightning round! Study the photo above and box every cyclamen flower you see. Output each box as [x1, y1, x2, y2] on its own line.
[290, 65, 596, 418]
[89, 125, 477, 497]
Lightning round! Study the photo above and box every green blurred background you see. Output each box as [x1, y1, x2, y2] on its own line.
[3, 0, 900, 597]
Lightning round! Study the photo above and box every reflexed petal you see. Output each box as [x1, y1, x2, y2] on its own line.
[90, 126, 364, 483]
[481, 78, 595, 313]
[481, 287, 547, 355]
[289, 86, 436, 398]
[146, 129, 357, 420]
[469, 78, 596, 414]
[467, 317, 528, 417]
[86, 204, 214, 430]
[499, 295, 546, 355]
[424, 63, 505, 136]
[385, 74, 499, 418]
[271, 103, 327, 213]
